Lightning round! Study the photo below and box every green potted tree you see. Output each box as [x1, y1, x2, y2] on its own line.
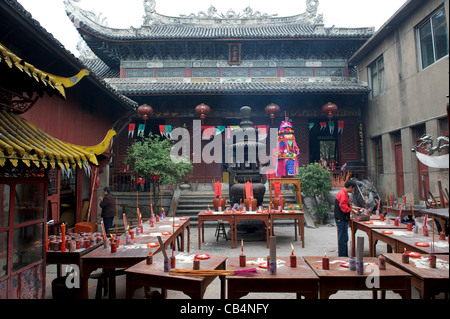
[295, 162, 331, 224]
[124, 132, 193, 210]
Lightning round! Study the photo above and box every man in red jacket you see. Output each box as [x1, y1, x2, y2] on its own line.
[334, 180, 357, 257]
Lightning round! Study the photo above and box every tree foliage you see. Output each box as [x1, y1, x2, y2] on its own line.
[124, 133, 193, 186]
[296, 162, 331, 223]
[296, 162, 331, 196]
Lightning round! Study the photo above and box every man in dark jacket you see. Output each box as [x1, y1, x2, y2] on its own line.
[99, 187, 115, 234]
[334, 180, 357, 257]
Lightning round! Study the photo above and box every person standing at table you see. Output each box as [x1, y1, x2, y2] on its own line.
[335, 180, 357, 257]
[99, 187, 115, 234]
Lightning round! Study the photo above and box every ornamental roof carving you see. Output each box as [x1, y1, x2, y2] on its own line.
[64, 0, 374, 40]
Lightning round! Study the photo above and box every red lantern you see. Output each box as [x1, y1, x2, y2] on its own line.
[322, 102, 338, 120]
[138, 104, 153, 123]
[195, 103, 211, 123]
[265, 103, 280, 124]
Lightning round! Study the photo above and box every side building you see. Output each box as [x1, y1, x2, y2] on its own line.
[350, 0, 449, 204]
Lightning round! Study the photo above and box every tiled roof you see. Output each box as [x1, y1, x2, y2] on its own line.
[105, 78, 370, 95]
[0, 109, 116, 169]
[65, 0, 374, 41]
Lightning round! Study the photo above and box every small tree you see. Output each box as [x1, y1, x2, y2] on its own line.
[124, 133, 193, 208]
[296, 162, 331, 223]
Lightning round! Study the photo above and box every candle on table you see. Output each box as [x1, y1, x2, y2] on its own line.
[423, 214, 429, 236]
[390, 194, 393, 207]
[402, 248, 409, 264]
[146, 252, 153, 265]
[322, 252, 329, 270]
[123, 213, 128, 230]
[290, 243, 297, 267]
[193, 257, 200, 270]
[60, 223, 66, 252]
[239, 239, 246, 267]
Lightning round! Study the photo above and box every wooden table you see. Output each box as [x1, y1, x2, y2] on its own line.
[351, 219, 407, 257]
[387, 206, 416, 218]
[198, 211, 235, 249]
[225, 257, 318, 299]
[79, 217, 190, 299]
[269, 210, 305, 247]
[383, 253, 449, 299]
[303, 256, 412, 299]
[417, 208, 449, 233]
[397, 231, 448, 255]
[46, 241, 103, 277]
[234, 211, 270, 248]
[125, 252, 227, 299]
[371, 229, 449, 256]
[269, 178, 302, 208]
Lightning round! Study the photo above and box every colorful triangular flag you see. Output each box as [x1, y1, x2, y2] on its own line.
[338, 120, 344, 134]
[319, 122, 327, 130]
[329, 121, 335, 135]
[137, 124, 145, 137]
[128, 123, 135, 138]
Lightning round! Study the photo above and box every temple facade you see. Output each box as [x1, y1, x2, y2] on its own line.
[65, 0, 375, 189]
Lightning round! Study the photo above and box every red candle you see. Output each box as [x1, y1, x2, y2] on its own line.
[322, 253, 329, 270]
[402, 249, 409, 264]
[239, 254, 246, 267]
[390, 195, 393, 207]
[60, 223, 66, 252]
[111, 240, 117, 253]
[290, 245, 296, 267]
[407, 223, 412, 231]
[404, 196, 407, 208]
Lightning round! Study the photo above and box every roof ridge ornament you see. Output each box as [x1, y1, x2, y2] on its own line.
[142, 0, 322, 26]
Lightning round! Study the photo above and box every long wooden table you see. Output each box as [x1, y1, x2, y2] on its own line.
[351, 219, 407, 257]
[383, 253, 449, 299]
[79, 217, 190, 299]
[270, 210, 305, 247]
[197, 210, 305, 250]
[303, 256, 412, 299]
[234, 211, 270, 248]
[125, 252, 227, 299]
[225, 256, 318, 299]
[198, 211, 235, 249]
[417, 208, 449, 233]
[371, 228, 449, 255]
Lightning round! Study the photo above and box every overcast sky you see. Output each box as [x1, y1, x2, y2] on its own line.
[18, 0, 408, 56]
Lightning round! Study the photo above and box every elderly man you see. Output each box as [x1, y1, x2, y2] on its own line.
[99, 187, 115, 234]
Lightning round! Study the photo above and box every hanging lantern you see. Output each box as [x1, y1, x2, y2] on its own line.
[195, 103, 210, 123]
[322, 102, 338, 122]
[137, 104, 153, 123]
[265, 103, 280, 124]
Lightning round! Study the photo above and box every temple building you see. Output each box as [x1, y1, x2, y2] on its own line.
[1, 0, 136, 298]
[64, 0, 375, 189]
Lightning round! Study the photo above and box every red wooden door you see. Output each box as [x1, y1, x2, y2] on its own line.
[189, 120, 222, 183]
[394, 141, 404, 196]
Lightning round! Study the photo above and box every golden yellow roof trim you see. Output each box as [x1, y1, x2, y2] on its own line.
[0, 42, 89, 98]
[0, 109, 116, 169]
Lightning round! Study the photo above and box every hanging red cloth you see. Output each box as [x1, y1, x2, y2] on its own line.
[273, 180, 281, 198]
[245, 181, 254, 199]
[214, 181, 222, 198]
